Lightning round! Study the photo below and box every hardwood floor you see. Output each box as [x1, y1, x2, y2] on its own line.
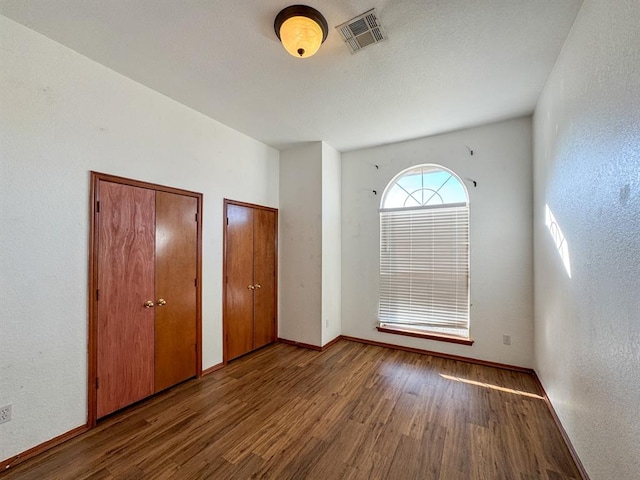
[2, 340, 582, 479]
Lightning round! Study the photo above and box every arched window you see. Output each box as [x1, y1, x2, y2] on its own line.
[378, 164, 470, 340]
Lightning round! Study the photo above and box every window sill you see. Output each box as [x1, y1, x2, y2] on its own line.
[377, 326, 474, 346]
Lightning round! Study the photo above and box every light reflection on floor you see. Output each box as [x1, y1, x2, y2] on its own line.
[439, 373, 544, 399]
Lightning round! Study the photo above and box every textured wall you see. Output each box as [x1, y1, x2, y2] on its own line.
[342, 117, 534, 367]
[321, 142, 342, 346]
[279, 142, 343, 348]
[279, 143, 324, 346]
[0, 16, 278, 462]
[532, 1, 640, 478]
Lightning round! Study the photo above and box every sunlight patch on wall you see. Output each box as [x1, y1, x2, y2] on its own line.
[545, 204, 571, 278]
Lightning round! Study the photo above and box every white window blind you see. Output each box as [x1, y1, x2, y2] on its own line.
[379, 204, 469, 337]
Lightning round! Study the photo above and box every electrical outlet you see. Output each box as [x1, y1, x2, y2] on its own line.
[503, 334, 512, 346]
[0, 405, 11, 424]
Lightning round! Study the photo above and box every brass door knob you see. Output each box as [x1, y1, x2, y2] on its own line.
[157, 298, 167, 306]
[144, 300, 155, 308]
[247, 285, 255, 290]
[254, 284, 261, 289]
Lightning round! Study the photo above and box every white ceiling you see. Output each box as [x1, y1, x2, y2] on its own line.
[0, 0, 583, 152]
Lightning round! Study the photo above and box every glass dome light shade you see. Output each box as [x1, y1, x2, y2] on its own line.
[279, 16, 323, 58]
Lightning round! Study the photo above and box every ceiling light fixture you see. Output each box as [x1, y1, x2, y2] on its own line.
[274, 5, 328, 58]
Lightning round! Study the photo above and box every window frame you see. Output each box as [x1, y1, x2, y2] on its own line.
[377, 164, 473, 345]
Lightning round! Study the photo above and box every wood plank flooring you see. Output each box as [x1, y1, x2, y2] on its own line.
[2, 340, 582, 479]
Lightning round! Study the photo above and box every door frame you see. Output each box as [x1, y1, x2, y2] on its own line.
[88, 171, 203, 427]
[222, 199, 278, 364]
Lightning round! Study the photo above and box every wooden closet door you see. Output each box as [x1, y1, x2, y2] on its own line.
[225, 204, 255, 360]
[96, 181, 155, 418]
[253, 208, 276, 349]
[154, 192, 198, 392]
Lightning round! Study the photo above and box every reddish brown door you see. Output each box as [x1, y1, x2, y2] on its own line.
[96, 181, 155, 418]
[93, 174, 202, 422]
[154, 192, 198, 392]
[225, 204, 255, 360]
[224, 201, 277, 361]
[253, 208, 276, 350]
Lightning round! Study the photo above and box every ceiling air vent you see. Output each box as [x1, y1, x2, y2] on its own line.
[336, 9, 386, 54]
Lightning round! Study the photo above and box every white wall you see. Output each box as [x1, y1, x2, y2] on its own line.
[321, 142, 342, 346]
[342, 117, 534, 367]
[533, 1, 640, 478]
[0, 16, 278, 462]
[279, 143, 323, 346]
[279, 142, 343, 348]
